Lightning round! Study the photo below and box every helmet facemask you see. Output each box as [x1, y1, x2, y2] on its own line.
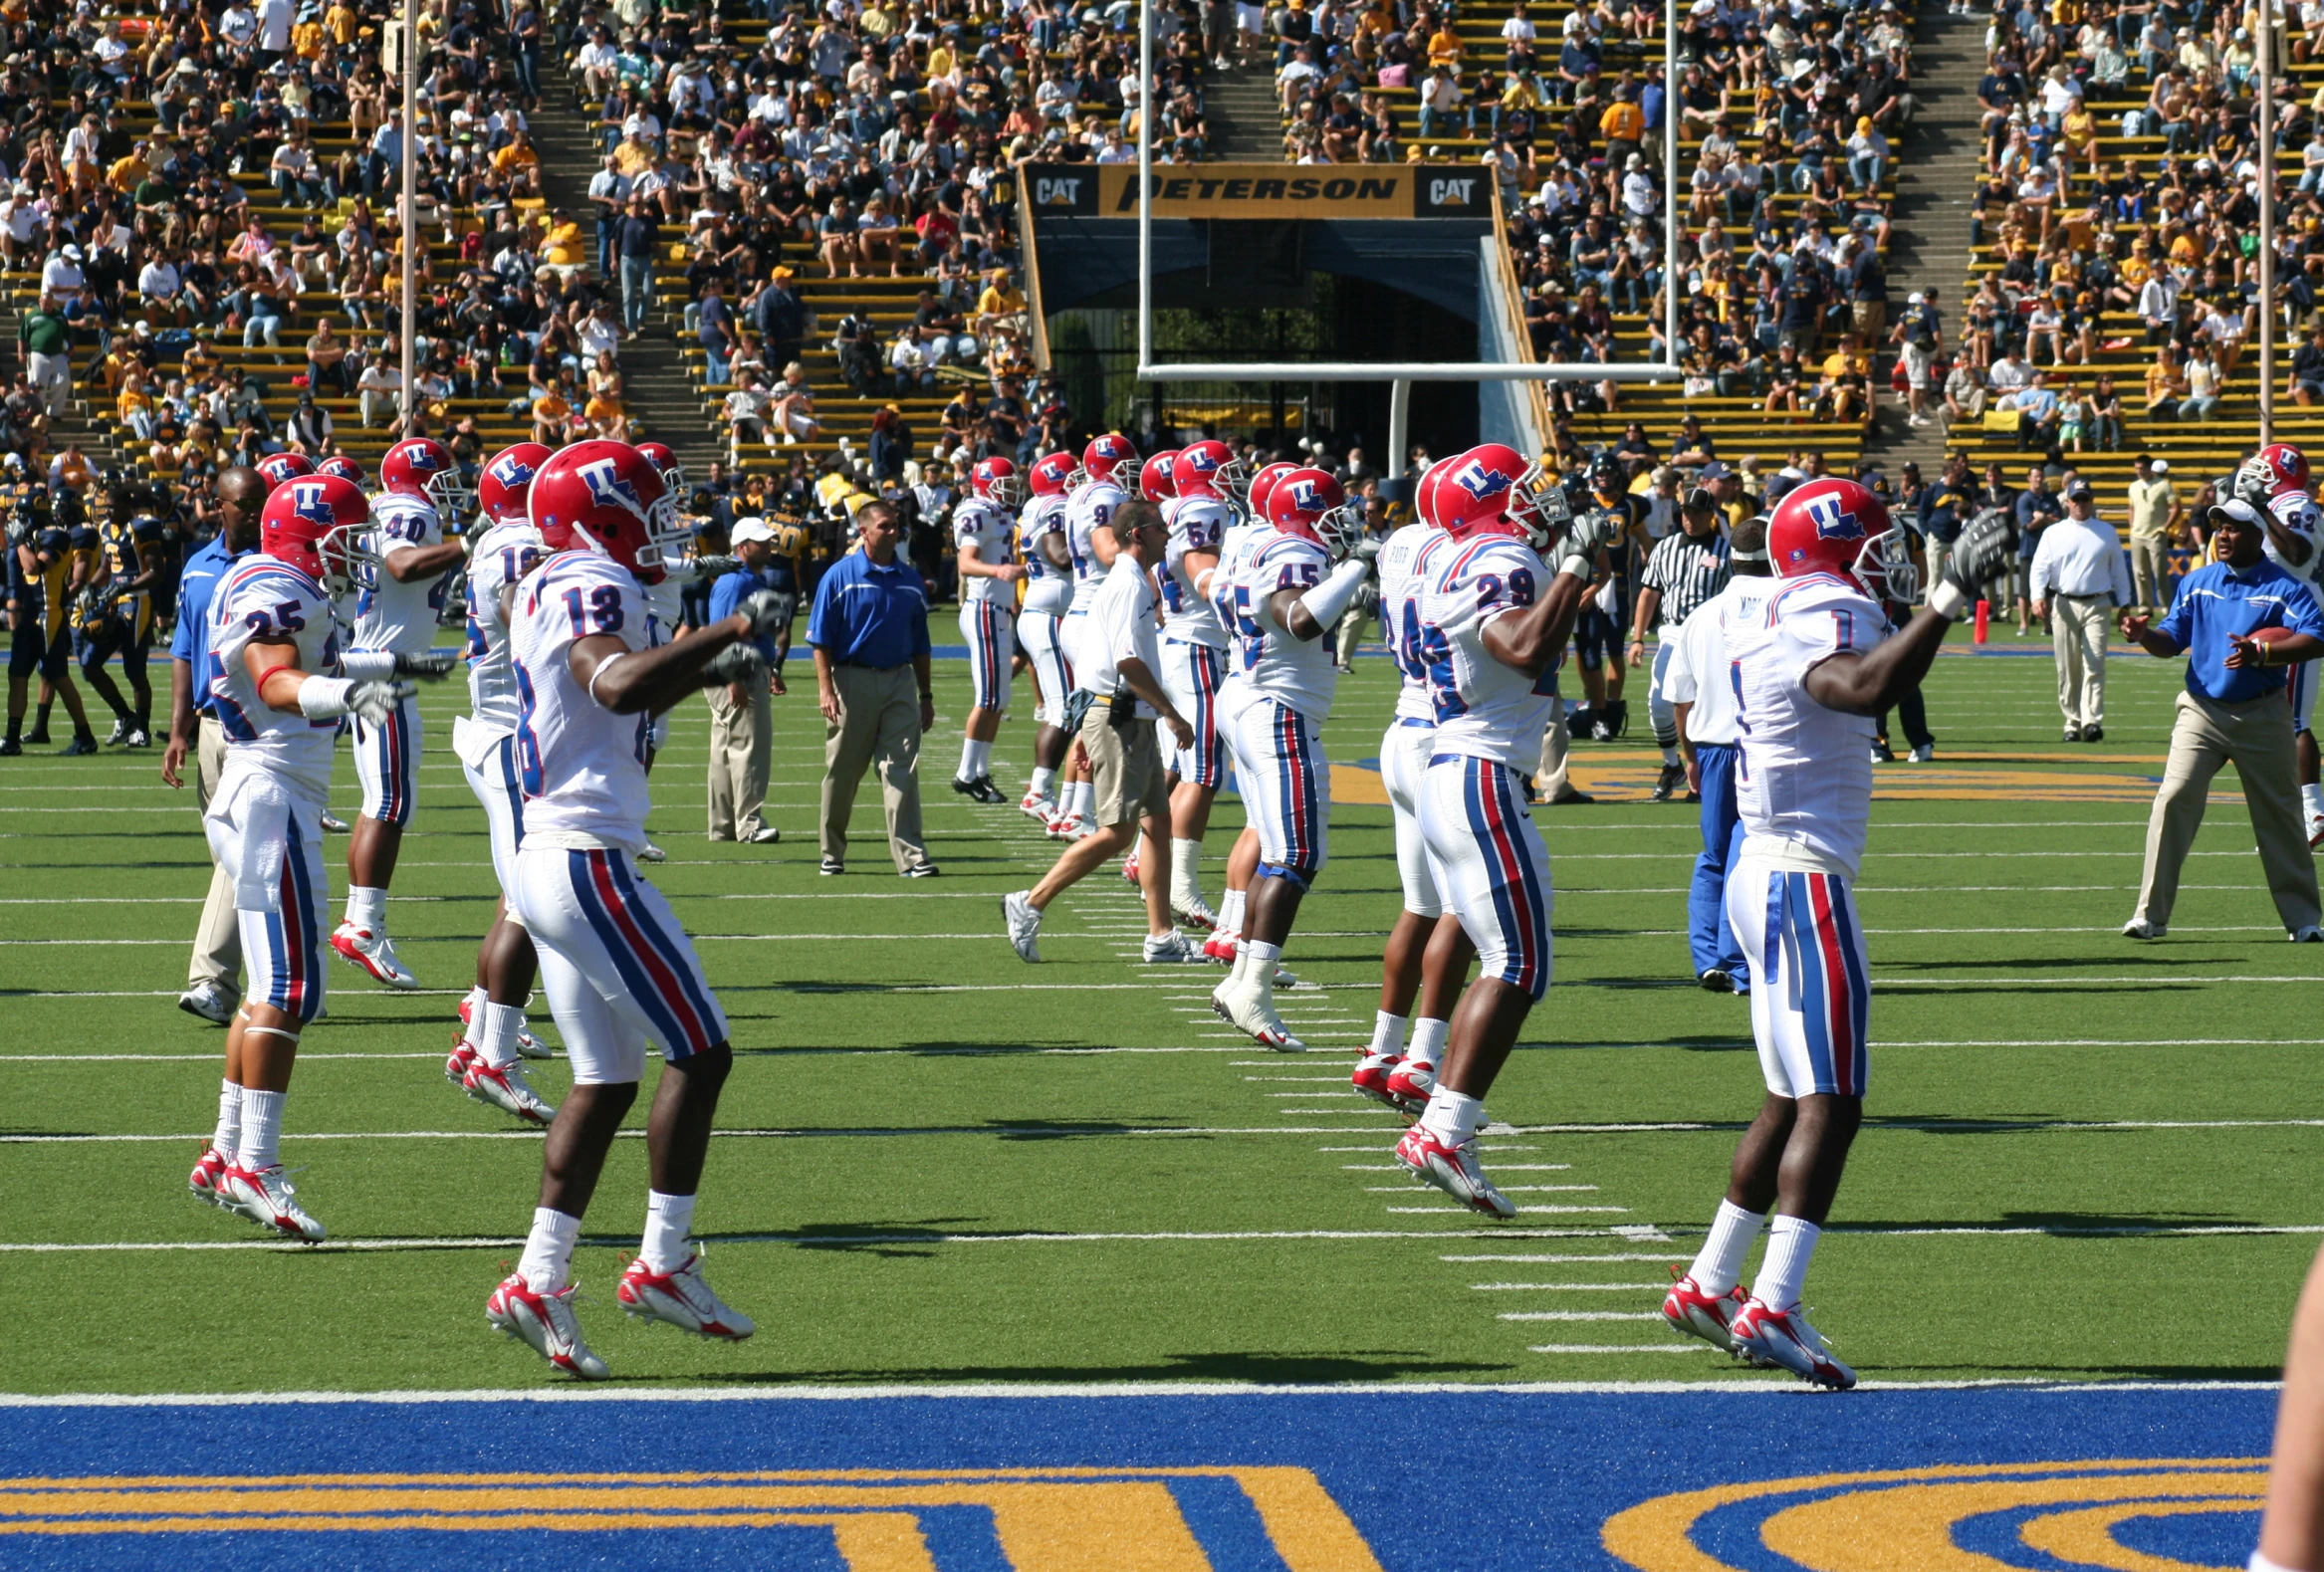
[1313, 501, 1364, 561]
[1854, 526, 1919, 604]
[987, 473, 1026, 509]
[633, 487, 689, 583]
[320, 521, 378, 599]
[424, 467, 477, 525]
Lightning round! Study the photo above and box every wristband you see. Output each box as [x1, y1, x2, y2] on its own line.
[255, 662, 298, 695]
[1557, 555, 1591, 581]
[586, 651, 627, 707]
[1295, 558, 1371, 631]
[295, 675, 353, 720]
[1928, 578, 1972, 620]
[339, 649, 396, 680]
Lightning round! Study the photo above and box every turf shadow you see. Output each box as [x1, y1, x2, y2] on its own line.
[1833, 1208, 2256, 1233]
[665, 1351, 1512, 1385]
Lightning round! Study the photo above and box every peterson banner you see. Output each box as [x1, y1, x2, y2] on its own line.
[1024, 162, 1494, 221]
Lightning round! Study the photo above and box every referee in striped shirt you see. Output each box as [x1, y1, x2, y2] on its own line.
[1629, 486, 1734, 801]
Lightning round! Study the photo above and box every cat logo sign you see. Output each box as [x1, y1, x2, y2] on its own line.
[1031, 172, 1096, 214]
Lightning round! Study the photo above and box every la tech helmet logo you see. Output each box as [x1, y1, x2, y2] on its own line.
[488, 452, 538, 489]
[578, 460, 649, 519]
[1451, 460, 1512, 502]
[1804, 490, 1866, 541]
[289, 481, 337, 527]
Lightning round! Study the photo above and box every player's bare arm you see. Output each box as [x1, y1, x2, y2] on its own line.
[1808, 508, 2019, 716]
[958, 541, 1026, 583]
[569, 608, 764, 716]
[1038, 530, 1070, 570]
[1483, 567, 1595, 677]
[1627, 584, 1663, 665]
[381, 538, 469, 583]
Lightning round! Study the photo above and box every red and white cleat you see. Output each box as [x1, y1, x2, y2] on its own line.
[464, 1057, 557, 1125]
[1384, 1058, 1437, 1117]
[1729, 1297, 1856, 1389]
[456, 998, 551, 1059]
[2309, 813, 2324, 850]
[1351, 1052, 1402, 1109]
[1394, 1125, 1515, 1219]
[1173, 894, 1218, 931]
[446, 1037, 478, 1086]
[616, 1252, 756, 1340]
[188, 1145, 230, 1208]
[331, 922, 418, 990]
[1021, 790, 1057, 823]
[1211, 975, 1306, 1051]
[1122, 851, 1141, 884]
[1662, 1270, 1748, 1353]
[1061, 814, 1096, 840]
[1201, 932, 1240, 963]
[1045, 810, 1073, 840]
[487, 1273, 610, 1380]
[220, 1163, 327, 1241]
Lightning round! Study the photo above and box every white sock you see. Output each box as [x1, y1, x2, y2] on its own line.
[237, 1087, 285, 1172]
[642, 1189, 696, 1272]
[480, 1002, 526, 1069]
[1228, 943, 1252, 984]
[1661, 743, 1680, 766]
[1689, 1199, 1765, 1295]
[1246, 939, 1281, 988]
[1369, 1011, 1410, 1058]
[1031, 765, 1056, 799]
[1071, 780, 1095, 819]
[2305, 783, 2324, 820]
[2250, 1552, 2303, 1572]
[1170, 837, 1204, 908]
[1405, 1016, 1450, 1070]
[1420, 1086, 1485, 1145]
[461, 986, 488, 1049]
[345, 885, 387, 933]
[957, 738, 980, 781]
[519, 1206, 582, 1292]
[1218, 887, 1247, 938]
[974, 739, 995, 777]
[213, 1078, 242, 1155]
[1752, 1215, 1821, 1311]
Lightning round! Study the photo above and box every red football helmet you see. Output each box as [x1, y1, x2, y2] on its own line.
[1028, 451, 1077, 498]
[380, 436, 473, 520]
[317, 456, 367, 485]
[1263, 466, 1359, 559]
[2237, 443, 2311, 509]
[528, 440, 685, 585]
[255, 452, 315, 492]
[1136, 448, 1180, 503]
[478, 442, 553, 527]
[1412, 456, 1458, 529]
[972, 455, 1024, 508]
[635, 441, 687, 503]
[1766, 477, 1915, 600]
[1439, 444, 1549, 548]
[1072, 433, 1137, 490]
[259, 474, 370, 594]
[1173, 439, 1242, 502]
[1245, 461, 1300, 523]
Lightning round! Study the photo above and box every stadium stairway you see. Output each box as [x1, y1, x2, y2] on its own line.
[1207, 65, 1287, 160]
[527, 97, 723, 483]
[1859, 2, 1987, 481]
[2, 298, 126, 478]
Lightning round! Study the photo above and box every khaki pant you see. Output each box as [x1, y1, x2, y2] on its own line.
[2050, 593, 2111, 730]
[706, 680, 772, 839]
[2128, 534, 2173, 613]
[2133, 688, 2322, 932]
[190, 716, 243, 992]
[1079, 707, 1168, 826]
[820, 663, 931, 872]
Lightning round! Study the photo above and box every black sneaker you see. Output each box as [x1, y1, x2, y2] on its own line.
[1871, 738, 1897, 763]
[104, 717, 128, 746]
[60, 734, 98, 757]
[1652, 763, 1685, 802]
[951, 776, 982, 797]
[818, 856, 844, 876]
[972, 776, 1007, 803]
[124, 727, 151, 749]
[23, 725, 49, 746]
[2083, 724, 2103, 742]
[2063, 725, 2083, 744]
[1698, 967, 1737, 993]
[901, 863, 941, 878]
[0, 737, 18, 757]
[1550, 785, 1595, 805]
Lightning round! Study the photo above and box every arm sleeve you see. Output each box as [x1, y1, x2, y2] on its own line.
[1664, 618, 1700, 704]
[707, 571, 744, 624]
[2288, 582, 2324, 641]
[2156, 581, 2196, 650]
[805, 567, 837, 648]
[169, 581, 200, 662]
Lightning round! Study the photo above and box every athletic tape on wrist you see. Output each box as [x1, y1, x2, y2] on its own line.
[586, 651, 627, 706]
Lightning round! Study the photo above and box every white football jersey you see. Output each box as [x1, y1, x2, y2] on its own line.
[207, 554, 343, 801]
[351, 492, 452, 654]
[1665, 574, 1776, 747]
[1419, 533, 1556, 770]
[1161, 495, 1232, 649]
[1727, 572, 1891, 878]
[1063, 479, 1126, 610]
[510, 552, 661, 852]
[1019, 495, 1072, 616]
[1378, 522, 1453, 724]
[1225, 530, 1338, 723]
[953, 496, 1018, 606]
[463, 520, 547, 737]
[2264, 491, 2324, 587]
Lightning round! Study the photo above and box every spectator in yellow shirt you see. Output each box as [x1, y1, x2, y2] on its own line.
[1427, 22, 1464, 68]
[491, 130, 542, 196]
[291, 17, 325, 60]
[542, 210, 586, 277]
[324, 0, 358, 45]
[1599, 90, 1644, 162]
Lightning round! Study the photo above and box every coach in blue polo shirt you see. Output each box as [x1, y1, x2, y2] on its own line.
[2120, 497, 2324, 941]
[808, 499, 938, 877]
[160, 466, 267, 1024]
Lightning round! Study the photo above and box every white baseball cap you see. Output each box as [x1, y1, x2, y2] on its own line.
[731, 517, 777, 545]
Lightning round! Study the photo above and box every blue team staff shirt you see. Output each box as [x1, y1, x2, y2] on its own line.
[807, 548, 931, 669]
[708, 565, 778, 662]
[170, 535, 249, 717]
[2154, 556, 2324, 704]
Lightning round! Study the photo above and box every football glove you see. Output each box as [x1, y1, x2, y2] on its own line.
[738, 588, 791, 638]
[349, 680, 417, 726]
[1557, 505, 1622, 576]
[1928, 510, 2019, 620]
[690, 555, 742, 579]
[702, 642, 765, 687]
[393, 648, 461, 679]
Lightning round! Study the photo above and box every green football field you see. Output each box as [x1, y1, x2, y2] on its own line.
[2, 628, 2319, 1398]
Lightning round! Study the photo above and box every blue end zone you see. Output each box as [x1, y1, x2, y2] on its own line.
[0, 1384, 2277, 1569]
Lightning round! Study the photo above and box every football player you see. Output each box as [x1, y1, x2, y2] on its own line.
[446, 442, 558, 1125]
[1208, 466, 1369, 1049]
[1391, 449, 1601, 1215]
[317, 457, 368, 485]
[1354, 455, 1471, 1111]
[1567, 454, 1647, 742]
[331, 437, 470, 988]
[486, 439, 781, 1380]
[1658, 480, 2014, 1388]
[1156, 440, 1242, 930]
[188, 474, 454, 1240]
[1054, 434, 1138, 838]
[951, 456, 1024, 805]
[2, 501, 99, 756]
[1201, 459, 1298, 965]
[71, 499, 171, 748]
[1014, 450, 1078, 825]
[2239, 445, 2324, 843]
